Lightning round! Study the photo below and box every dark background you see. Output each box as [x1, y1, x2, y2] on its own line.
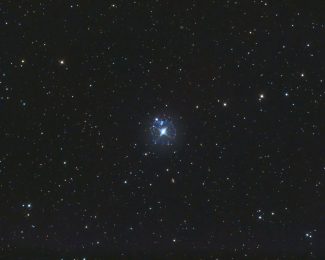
[0, 0, 324, 258]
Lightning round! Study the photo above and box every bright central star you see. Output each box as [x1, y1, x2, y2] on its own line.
[160, 127, 167, 136]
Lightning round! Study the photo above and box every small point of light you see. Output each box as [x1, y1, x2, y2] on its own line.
[59, 59, 65, 65]
[223, 102, 227, 107]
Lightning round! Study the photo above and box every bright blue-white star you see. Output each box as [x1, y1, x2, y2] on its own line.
[150, 117, 176, 145]
[159, 127, 167, 136]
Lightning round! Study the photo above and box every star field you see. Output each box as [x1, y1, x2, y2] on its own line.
[0, 0, 325, 258]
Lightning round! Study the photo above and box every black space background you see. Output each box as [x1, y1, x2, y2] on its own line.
[0, 0, 325, 258]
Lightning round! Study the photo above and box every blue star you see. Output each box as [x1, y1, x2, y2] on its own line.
[159, 127, 167, 136]
[150, 117, 176, 145]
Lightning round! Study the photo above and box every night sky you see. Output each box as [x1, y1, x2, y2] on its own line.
[1, 0, 325, 258]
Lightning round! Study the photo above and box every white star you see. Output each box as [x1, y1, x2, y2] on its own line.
[160, 127, 167, 136]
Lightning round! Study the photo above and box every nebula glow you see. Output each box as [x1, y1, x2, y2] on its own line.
[151, 117, 176, 145]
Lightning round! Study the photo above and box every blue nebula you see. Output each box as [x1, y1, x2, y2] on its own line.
[150, 117, 176, 145]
